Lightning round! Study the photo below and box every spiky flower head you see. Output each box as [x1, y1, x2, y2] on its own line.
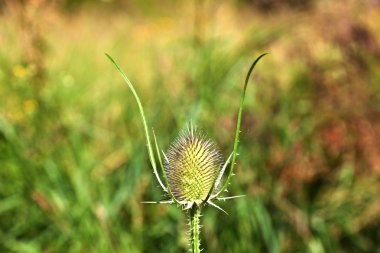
[165, 127, 222, 205]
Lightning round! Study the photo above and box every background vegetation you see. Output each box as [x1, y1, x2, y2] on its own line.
[1, 0, 380, 252]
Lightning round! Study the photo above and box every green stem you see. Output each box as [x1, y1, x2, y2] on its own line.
[190, 205, 201, 253]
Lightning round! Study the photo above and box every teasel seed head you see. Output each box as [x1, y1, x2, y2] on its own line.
[165, 127, 222, 205]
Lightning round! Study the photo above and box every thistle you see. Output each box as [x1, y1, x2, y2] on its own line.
[106, 53, 267, 253]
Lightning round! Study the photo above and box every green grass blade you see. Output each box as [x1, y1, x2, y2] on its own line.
[105, 53, 167, 192]
[216, 53, 267, 197]
[152, 128, 181, 205]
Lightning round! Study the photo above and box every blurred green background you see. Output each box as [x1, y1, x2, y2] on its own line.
[1, 0, 380, 252]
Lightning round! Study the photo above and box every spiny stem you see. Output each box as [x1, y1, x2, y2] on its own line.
[190, 205, 201, 253]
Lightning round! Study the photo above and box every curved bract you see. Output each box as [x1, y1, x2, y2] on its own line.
[105, 53, 167, 193]
[215, 53, 268, 198]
